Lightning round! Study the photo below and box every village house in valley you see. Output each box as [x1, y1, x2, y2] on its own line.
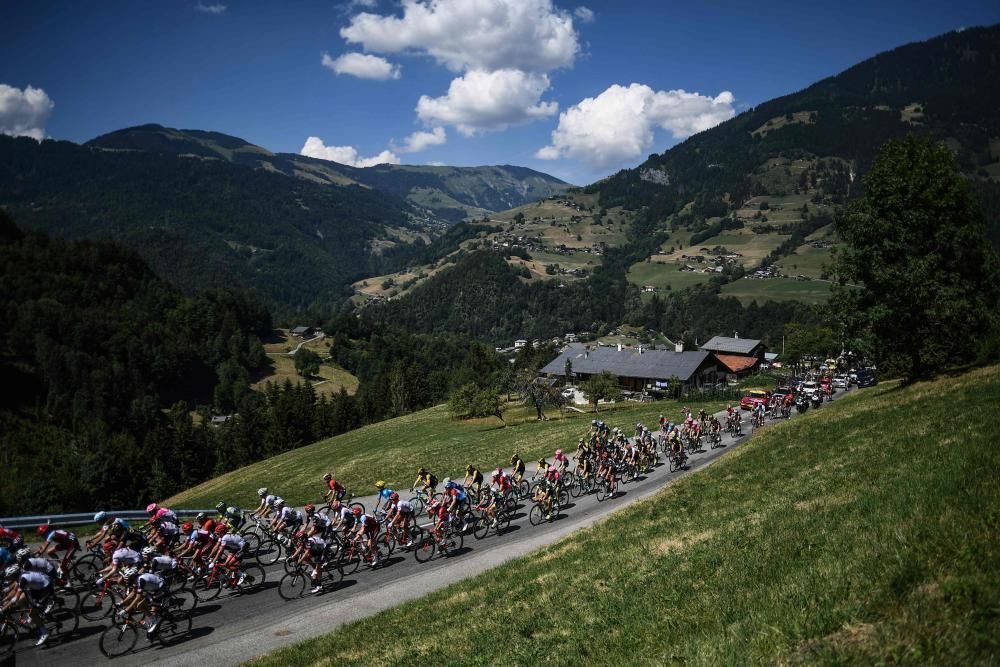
[540, 342, 721, 392]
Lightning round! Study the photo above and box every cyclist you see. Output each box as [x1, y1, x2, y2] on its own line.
[270, 501, 303, 539]
[597, 448, 617, 498]
[88, 512, 129, 550]
[2, 565, 53, 646]
[443, 479, 470, 530]
[0, 525, 23, 549]
[300, 532, 328, 594]
[374, 480, 395, 514]
[119, 566, 166, 636]
[351, 507, 380, 566]
[535, 459, 549, 481]
[390, 495, 415, 546]
[322, 472, 346, 505]
[429, 498, 451, 538]
[142, 546, 178, 580]
[208, 525, 246, 579]
[99, 542, 142, 580]
[215, 502, 246, 531]
[175, 522, 216, 562]
[463, 465, 484, 496]
[553, 449, 569, 473]
[478, 485, 504, 529]
[251, 488, 283, 520]
[303, 504, 332, 539]
[509, 454, 526, 482]
[411, 468, 438, 498]
[35, 524, 80, 571]
[195, 512, 217, 535]
[532, 474, 555, 521]
[491, 468, 513, 496]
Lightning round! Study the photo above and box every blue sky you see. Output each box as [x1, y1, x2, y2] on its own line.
[1, 0, 997, 184]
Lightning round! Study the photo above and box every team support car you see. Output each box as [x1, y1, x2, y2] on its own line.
[740, 389, 770, 411]
[832, 375, 848, 389]
[855, 368, 876, 388]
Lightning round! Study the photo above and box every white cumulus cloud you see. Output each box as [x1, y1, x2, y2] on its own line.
[300, 136, 400, 167]
[573, 6, 594, 22]
[416, 69, 557, 136]
[195, 2, 227, 14]
[398, 126, 447, 152]
[340, 0, 579, 73]
[536, 83, 735, 168]
[322, 52, 401, 80]
[0, 84, 54, 141]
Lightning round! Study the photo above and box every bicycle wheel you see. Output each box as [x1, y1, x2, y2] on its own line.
[238, 564, 266, 593]
[517, 479, 530, 499]
[72, 554, 101, 585]
[472, 516, 489, 540]
[99, 623, 138, 658]
[46, 600, 80, 637]
[321, 564, 344, 588]
[0, 622, 17, 656]
[241, 531, 261, 554]
[164, 587, 198, 614]
[596, 481, 609, 502]
[156, 611, 192, 646]
[51, 587, 80, 617]
[278, 572, 308, 601]
[80, 587, 117, 621]
[406, 525, 424, 549]
[497, 510, 511, 533]
[191, 574, 222, 602]
[338, 548, 362, 575]
[255, 538, 282, 566]
[529, 504, 545, 525]
[443, 531, 463, 555]
[413, 535, 436, 563]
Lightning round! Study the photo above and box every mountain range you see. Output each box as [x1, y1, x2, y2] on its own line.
[86, 124, 572, 221]
[0, 26, 997, 325]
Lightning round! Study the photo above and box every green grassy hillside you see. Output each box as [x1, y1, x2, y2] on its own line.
[165, 398, 725, 510]
[253, 364, 1000, 666]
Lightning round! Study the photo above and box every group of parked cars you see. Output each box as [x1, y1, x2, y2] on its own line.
[739, 368, 876, 413]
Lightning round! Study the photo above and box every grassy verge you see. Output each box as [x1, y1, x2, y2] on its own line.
[165, 398, 725, 510]
[251, 365, 1000, 666]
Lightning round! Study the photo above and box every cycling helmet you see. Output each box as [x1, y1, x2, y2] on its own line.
[213, 525, 227, 536]
[510, 454, 519, 463]
[304, 504, 316, 514]
[141, 546, 158, 559]
[591, 420, 597, 425]
[375, 480, 386, 489]
[257, 487, 268, 498]
[10, 536, 23, 549]
[226, 506, 238, 515]
[351, 506, 363, 516]
[274, 499, 285, 509]
[15, 548, 31, 563]
[493, 467, 502, 478]
[537, 459, 546, 466]
[94, 511, 108, 523]
[181, 522, 194, 533]
[465, 464, 474, 473]
[215, 502, 226, 513]
[442, 477, 451, 488]
[4, 565, 20, 580]
[323, 473, 332, 481]
[146, 503, 158, 514]
[103, 541, 116, 553]
[196, 512, 207, 521]
[120, 566, 138, 581]
[37, 524, 50, 536]
[389, 492, 399, 502]
[555, 449, 562, 456]
[418, 467, 426, 474]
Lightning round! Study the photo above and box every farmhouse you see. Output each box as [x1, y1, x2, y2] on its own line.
[540, 343, 721, 392]
[700, 335, 767, 379]
[290, 326, 315, 338]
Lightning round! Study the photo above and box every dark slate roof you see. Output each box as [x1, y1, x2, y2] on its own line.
[290, 326, 311, 334]
[540, 344, 714, 382]
[700, 336, 763, 355]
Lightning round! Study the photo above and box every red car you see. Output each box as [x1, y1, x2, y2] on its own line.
[740, 389, 770, 410]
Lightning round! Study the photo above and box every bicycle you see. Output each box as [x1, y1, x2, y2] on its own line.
[337, 534, 389, 574]
[278, 558, 344, 600]
[0, 589, 79, 653]
[98, 606, 192, 658]
[190, 558, 265, 602]
[319, 492, 366, 518]
[413, 526, 463, 563]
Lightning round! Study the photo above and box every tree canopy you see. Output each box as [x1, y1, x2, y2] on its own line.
[830, 136, 998, 380]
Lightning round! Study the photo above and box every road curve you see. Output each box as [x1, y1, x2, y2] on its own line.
[16, 395, 846, 666]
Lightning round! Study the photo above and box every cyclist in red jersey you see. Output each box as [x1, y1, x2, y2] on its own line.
[36, 525, 79, 571]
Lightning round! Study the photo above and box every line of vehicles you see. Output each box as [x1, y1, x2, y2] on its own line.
[739, 368, 875, 414]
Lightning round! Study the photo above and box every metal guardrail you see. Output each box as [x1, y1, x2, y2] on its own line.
[0, 509, 215, 531]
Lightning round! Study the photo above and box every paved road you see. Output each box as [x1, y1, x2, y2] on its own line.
[15, 395, 847, 665]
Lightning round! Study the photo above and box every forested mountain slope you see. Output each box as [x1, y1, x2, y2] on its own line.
[87, 124, 572, 221]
